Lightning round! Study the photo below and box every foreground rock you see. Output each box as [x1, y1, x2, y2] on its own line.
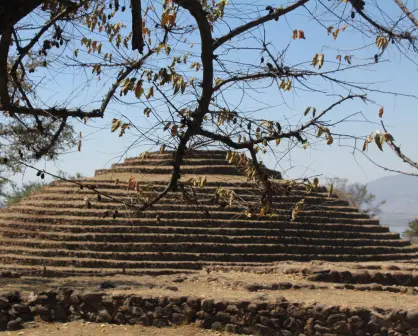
[1, 288, 418, 335]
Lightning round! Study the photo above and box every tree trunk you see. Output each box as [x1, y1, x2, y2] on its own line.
[0, 0, 43, 35]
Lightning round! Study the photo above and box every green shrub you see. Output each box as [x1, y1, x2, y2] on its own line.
[5, 181, 46, 206]
[403, 219, 418, 239]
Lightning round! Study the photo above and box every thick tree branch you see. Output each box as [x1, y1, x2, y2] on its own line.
[34, 117, 67, 160]
[213, 0, 309, 50]
[381, 120, 418, 170]
[0, 28, 12, 107]
[131, 0, 144, 53]
[171, 0, 214, 189]
[393, 0, 418, 28]
[213, 70, 307, 91]
[0, 105, 104, 119]
[352, 2, 417, 41]
[0, 0, 42, 36]
[200, 95, 364, 149]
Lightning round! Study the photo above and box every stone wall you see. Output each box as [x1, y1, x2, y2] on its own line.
[1, 289, 418, 335]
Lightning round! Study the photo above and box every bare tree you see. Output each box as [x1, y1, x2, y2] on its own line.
[325, 177, 385, 218]
[0, 0, 417, 215]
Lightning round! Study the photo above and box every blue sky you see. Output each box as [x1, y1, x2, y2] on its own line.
[12, 0, 418, 186]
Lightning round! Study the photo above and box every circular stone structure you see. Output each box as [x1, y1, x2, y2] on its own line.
[0, 150, 416, 276]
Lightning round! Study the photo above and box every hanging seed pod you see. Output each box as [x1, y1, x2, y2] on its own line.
[37, 170, 42, 177]
[40, 173, 45, 179]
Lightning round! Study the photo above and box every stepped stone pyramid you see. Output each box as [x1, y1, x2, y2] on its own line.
[0, 150, 417, 276]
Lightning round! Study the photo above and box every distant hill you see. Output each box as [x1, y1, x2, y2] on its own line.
[367, 174, 418, 235]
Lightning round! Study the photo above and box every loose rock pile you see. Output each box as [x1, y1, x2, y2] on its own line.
[1, 289, 418, 335]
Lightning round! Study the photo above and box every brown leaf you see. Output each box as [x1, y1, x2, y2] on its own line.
[379, 107, 384, 118]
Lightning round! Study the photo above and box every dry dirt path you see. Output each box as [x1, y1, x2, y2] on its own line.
[1, 322, 226, 336]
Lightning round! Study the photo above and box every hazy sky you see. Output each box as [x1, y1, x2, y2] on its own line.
[12, 0, 418, 186]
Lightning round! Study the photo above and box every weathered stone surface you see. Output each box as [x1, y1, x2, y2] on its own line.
[81, 292, 104, 303]
[172, 313, 186, 324]
[201, 299, 214, 312]
[254, 323, 273, 336]
[7, 318, 23, 331]
[327, 313, 347, 326]
[216, 311, 230, 323]
[97, 309, 111, 323]
[211, 321, 223, 331]
[0, 312, 9, 331]
[225, 323, 236, 333]
[0, 297, 9, 310]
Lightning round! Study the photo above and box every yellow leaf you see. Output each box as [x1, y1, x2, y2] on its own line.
[111, 118, 121, 132]
[144, 107, 151, 117]
[276, 138, 281, 146]
[119, 123, 129, 137]
[328, 184, 334, 198]
[200, 176, 207, 188]
[375, 131, 383, 151]
[318, 54, 324, 69]
[327, 26, 334, 35]
[313, 177, 319, 188]
[146, 86, 154, 100]
[326, 134, 333, 145]
[344, 55, 352, 64]
[259, 208, 265, 217]
[135, 80, 144, 98]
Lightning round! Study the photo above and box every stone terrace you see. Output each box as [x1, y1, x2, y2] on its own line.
[0, 150, 416, 276]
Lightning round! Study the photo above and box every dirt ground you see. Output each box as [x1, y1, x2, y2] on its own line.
[1, 322, 226, 336]
[1, 261, 418, 310]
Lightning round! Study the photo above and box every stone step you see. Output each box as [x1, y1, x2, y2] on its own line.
[0, 236, 415, 255]
[0, 234, 409, 252]
[70, 178, 329, 192]
[94, 165, 244, 176]
[1, 250, 417, 268]
[0, 253, 270, 269]
[18, 200, 359, 213]
[0, 223, 410, 249]
[7, 205, 372, 221]
[27, 192, 349, 206]
[0, 220, 397, 240]
[42, 183, 330, 197]
[0, 214, 387, 232]
[0, 226, 400, 246]
[113, 158, 229, 168]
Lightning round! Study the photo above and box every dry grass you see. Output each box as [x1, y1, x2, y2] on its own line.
[1, 322, 225, 336]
